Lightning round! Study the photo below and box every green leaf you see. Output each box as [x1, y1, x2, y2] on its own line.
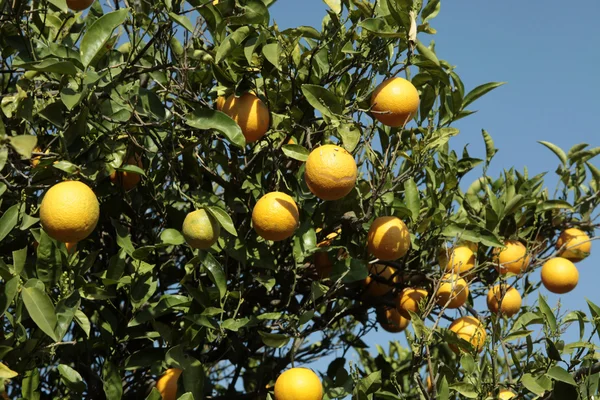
[481, 129, 497, 164]
[449, 382, 478, 398]
[355, 370, 382, 395]
[80, 9, 129, 68]
[160, 228, 186, 245]
[338, 123, 361, 152]
[0, 147, 8, 172]
[441, 222, 503, 247]
[538, 293, 557, 333]
[416, 40, 440, 66]
[0, 362, 18, 379]
[145, 388, 162, 400]
[21, 286, 59, 342]
[323, 0, 341, 14]
[282, 144, 309, 161]
[124, 348, 165, 370]
[55, 292, 80, 340]
[0, 276, 19, 318]
[462, 82, 505, 109]
[358, 18, 404, 38]
[0, 204, 19, 242]
[102, 361, 123, 400]
[404, 178, 420, 220]
[111, 218, 135, 255]
[21, 368, 41, 400]
[215, 26, 252, 64]
[537, 141, 567, 165]
[36, 230, 62, 284]
[168, 12, 194, 33]
[9, 135, 37, 159]
[58, 364, 86, 393]
[24, 60, 77, 76]
[521, 373, 547, 395]
[546, 366, 576, 386]
[74, 309, 91, 337]
[301, 84, 342, 118]
[206, 206, 238, 237]
[262, 43, 281, 70]
[503, 329, 533, 342]
[258, 331, 290, 348]
[460, 354, 475, 374]
[421, 0, 440, 23]
[537, 199, 573, 212]
[228, 0, 269, 25]
[585, 298, 600, 340]
[185, 108, 245, 148]
[199, 252, 227, 299]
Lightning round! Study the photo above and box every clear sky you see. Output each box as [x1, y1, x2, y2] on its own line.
[269, 0, 600, 381]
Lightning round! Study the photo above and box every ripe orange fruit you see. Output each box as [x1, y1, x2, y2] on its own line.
[556, 228, 591, 262]
[363, 264, 397, 297]
[438, 245, 475, 275]
[223, 92, 270, 143]
[397, 287, 428, 319]
[304, 144, 357, 201]
[498, 390, 516, 399]
[40, 181, 99, 243]
[435, 273, 469, 309]
[182, 209, 220, 249]
[486, 285, 522, 317]
[216, 96, 226, 111]
[65, 242, 78, 254]
[541, 257, 579, 294]
[495, 240, 531, 275]
[313, 228, 344, 279]
[448, 316, 486, 353]
[370, 77, 420, 127]
[377, 306, 410, 333]
[110, 155, 143, 191]
[367, 216, 411, 261]
[31, 146, 49, 167]
[155, 368, 182, 400]
[274, 368, 322, 400]
[66, 0, 94, 10]
[252, 192, 299, 241]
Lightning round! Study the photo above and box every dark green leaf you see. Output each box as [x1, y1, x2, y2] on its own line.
[80, 9, 129, 67]
[168, 12, 194, 33]
[199, 252, 227, 299]
[546, 366, 576, 386]
[216, 26, 252, 64]
[416, 40, 440, 66]
[185, 108, 245, 148]
[0, 276, 19, 318]
[102, 361, 123, 400]
[538, 293, 557, 333]
[358, 18, 404, 38]
[21, 286, 59, 342]
[9, 135, 37, 159]
[258, 331, 290, 348]
[462, 82, 505, 109]
[36, 230, 62, 284]
[58, 364, 86, 393]
[0, 204, 19, 242]
[301, 84, 342, 118]
[282, 144, 309, 161]
[206, 206, 237, 237]
[404, 178, 420, 220]
[521, 373, 547, 395]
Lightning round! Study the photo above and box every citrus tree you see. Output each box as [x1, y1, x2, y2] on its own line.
[0, 0, 599, 399]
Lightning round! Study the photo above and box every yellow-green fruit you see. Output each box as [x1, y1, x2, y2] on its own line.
[367, 216, 411, 261]
[274, 368, 323, 400]
[181, 209, 220, 249]
[40, 181, 100, 243]
[556, 228, 591, 262]
[370, 77, 420, 127]
[155, 368, 182, 400]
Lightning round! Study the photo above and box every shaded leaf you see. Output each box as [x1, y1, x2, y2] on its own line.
[9, 135, 37, 159]
[282, 144, 309, 161]
[186, 108, 245, 148]
[206, 206, 238, 237]
[301, 84, 342, 118]
[80, 9, 129, 67]
[22, 286, 59, 342]
[258, 331, 290, 348]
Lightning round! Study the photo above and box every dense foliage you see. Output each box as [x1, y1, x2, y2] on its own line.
[0, 0, 599, 399]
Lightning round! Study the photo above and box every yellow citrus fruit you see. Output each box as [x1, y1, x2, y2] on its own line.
[274, 368, 322, 400]
[155, 368, 182, 400]
[31, 147, 49, 167]
[367, 216, 411, 261]
[223, 92, 270, 143]
[110, 155, 143, 191]
[370, 77, 420, 127]
[426, 375, 433, 393]
[313, 228, 343, 278]
[498, 390, 516, 399]
[65, 242, 77, 254]
[556, 228, 591, 262]
[486, 285, 522, 317]
[181, 209, 220, 249]
[212, 0, 219, 4]
[286, 137, 296, 145]
[436, 273, 469, 309]
[363, 264, 397, 297]
[397, 287, 428, 319]
[448, 316, 486, 353]
[66, 0, 94, 10]
[377, 306, 410, 333]
[304, 144, 357, 201]
[439, 245, 475, 275]
[252, 192, 299, 241]
[216, 95, 226, 110]
[541, 257, 579, 294]
[495, 240, 531, 275]
[40, 181, 99, 243]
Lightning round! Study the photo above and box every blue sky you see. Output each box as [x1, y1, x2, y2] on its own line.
[269, 0, 600, 385]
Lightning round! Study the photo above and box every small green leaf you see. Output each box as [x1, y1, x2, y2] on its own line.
[503, 329, 533, 342]
[421, 0, 440, 23]
[449, 382, 477, 398]
[538, 293, 557, 333]
[416, 40, 440, 66]
[206, 206, 238, 237]
[462, 82, 506, 109]
[160, 229, 186, 245]
[258, 331, 290, 348]
[168, 12, 194, 33]
[521, 373, 547, 395]
[537, 141, 567, 165]
[338, 123, 361, 152]
[24, 59, 77, 76]
[199, 252, 227, 299]
[58, 364, 86, 393]
[282, 144, 309, 161]
[9, 135, 37, 159]
[216, 26, 252, 64]
[546, 366, 576, 386]
[0, 276, 19, 318]
[80, 9, 129, 68]
[358, 18, 404, 38]
[21, 286, 59, 342]
[481, 129, 497, 164]
[185, 108, 245, 148]
[404, 178, 420, 220]
[262, 43, 281, 70]
[0, 204, 19, 242]
[301, 84, 342, 118]
[102, 361, 123, 400]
